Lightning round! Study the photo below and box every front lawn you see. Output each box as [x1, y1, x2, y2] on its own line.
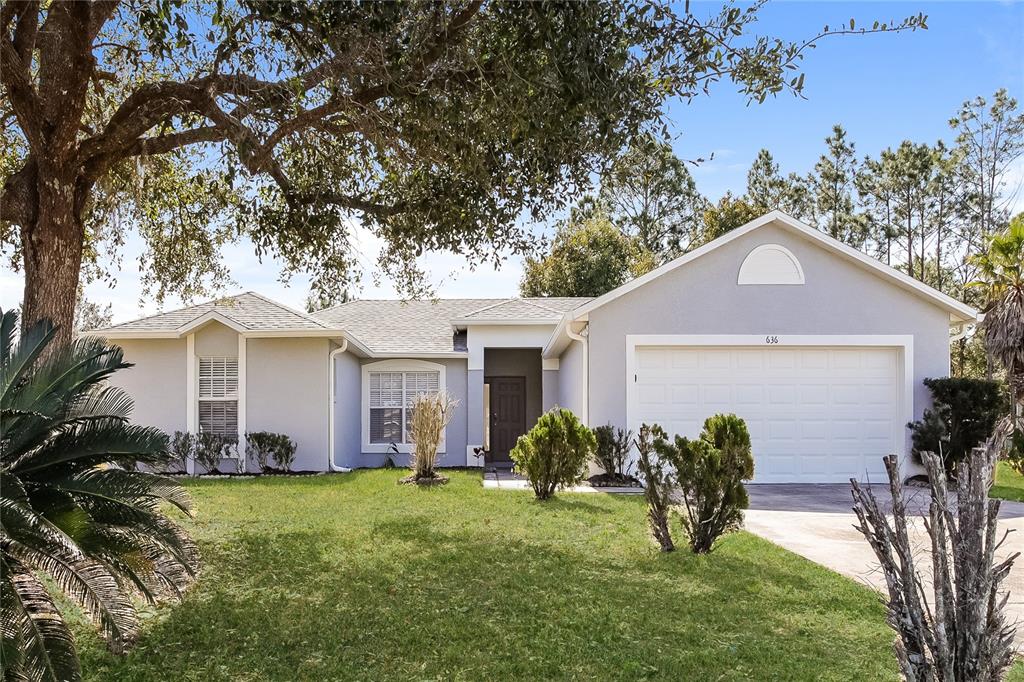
[993, 461, 1024, 502]
[68, 471, 1011, 680]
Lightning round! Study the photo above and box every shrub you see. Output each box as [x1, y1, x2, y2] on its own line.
[245, 431, 298, 472]
[852, 421, 1017, 680]
[167, 430, 194, 473]
[908, 377, 1004, 477]
[592, 424, 634, 480]
[406, 391, 458, 482]
[194, 432, 237, 474]
[634, 423, 674, 552]
[659, 414, 754, 554]
[510, 407, 595, 500]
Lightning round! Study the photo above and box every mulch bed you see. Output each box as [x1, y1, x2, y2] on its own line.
[166, 470, 323, 478]
[587, 473, 642, 488]
[398, 473, 450, 486]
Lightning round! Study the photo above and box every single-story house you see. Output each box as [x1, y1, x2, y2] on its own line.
[92, 211, 977, 482]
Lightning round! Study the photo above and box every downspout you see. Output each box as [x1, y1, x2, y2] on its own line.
[328, 339, 353, 473]
[566, 321, 589, 426]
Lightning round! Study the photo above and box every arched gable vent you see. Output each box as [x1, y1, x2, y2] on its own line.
[737, 244, 805, 285]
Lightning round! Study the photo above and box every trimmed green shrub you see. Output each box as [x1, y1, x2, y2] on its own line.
[510, 408, 595, 500]
[908, 377, 1005, 476]
[658, 413, 754, 554]
[194, 432, 236, 473]
[592, 424, 634, 480]
[246, 431, 298, 472]
[634, 423, 674, 552]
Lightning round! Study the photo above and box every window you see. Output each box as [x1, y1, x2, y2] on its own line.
[362, 360, 446, 452]
[198, 357, 238, 437]
[368, 370, 439, 444]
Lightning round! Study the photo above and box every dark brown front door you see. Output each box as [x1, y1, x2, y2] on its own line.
[487, 376, 526, 463]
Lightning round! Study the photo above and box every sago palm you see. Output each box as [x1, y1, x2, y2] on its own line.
[1, 308, 200, 681]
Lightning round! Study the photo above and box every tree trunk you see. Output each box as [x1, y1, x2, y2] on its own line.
[20, 176, 85, 349]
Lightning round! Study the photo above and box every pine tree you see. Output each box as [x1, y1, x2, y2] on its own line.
[812, 125, 866, 247]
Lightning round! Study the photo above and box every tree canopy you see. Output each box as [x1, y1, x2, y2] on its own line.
[520, 207, 652, 298]
[0, 0, 926, 345]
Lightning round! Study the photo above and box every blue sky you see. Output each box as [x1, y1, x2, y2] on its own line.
[2, 1, 1022, 322]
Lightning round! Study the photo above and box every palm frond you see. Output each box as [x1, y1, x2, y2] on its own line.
[11, 422, 170, 476]
[7, 542, 140, 654]
[0, 310, 57, 413]
[2, 314, 199, 675]
[2, 557, 82, 682]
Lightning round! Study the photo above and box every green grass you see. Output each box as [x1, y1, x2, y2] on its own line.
[993, 461, 1024, 502]
[70, 471, 1017, 681]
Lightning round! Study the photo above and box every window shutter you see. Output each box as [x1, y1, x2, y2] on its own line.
[199, 357, 238, 399]
[199, 400, 238, 437]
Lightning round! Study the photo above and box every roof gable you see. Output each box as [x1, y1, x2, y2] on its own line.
[92, 292, 338, 338]
[568, 211, 977, 324]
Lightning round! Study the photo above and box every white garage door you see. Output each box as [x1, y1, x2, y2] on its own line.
[631, 346, 901, 483]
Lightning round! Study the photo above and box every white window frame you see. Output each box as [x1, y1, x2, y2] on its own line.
[197, 356, 239, 439]
[361, 359, 447, 454]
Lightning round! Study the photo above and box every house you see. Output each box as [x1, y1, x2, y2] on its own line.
[92, 211, 977, 482]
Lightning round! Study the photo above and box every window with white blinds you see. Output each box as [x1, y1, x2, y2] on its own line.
[368, 370, 439, 444]
[198, 357, 238, 437]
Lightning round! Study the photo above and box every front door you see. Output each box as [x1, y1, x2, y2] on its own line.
[487, 376, 526, 464]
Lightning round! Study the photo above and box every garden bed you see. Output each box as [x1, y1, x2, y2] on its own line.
[586, 472, 642, 488]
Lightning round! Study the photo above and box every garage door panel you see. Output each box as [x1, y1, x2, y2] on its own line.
[632, 346, 900, 483]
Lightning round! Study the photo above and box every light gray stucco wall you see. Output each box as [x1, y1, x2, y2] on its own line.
[557, 339, 586, 422]
[246, 337, 331, 472]
[484, 349, 543, 431]
[542, 370, 559, 412]
[586, 222, 951, 445]
[112, 338, 187, 435]
[333, 356, 469, 469]
[194, 323, 237, 357]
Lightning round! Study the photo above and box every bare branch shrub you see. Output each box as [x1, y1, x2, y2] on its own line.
[851, 419, 1019, 681]
[406, 391, 459, 482]
[634, 423, 674, 552]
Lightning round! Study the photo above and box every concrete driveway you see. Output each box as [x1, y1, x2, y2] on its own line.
[744, 484, 1024, 647]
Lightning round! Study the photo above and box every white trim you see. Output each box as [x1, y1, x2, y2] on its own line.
[567, 322, 589, 426]
[624, 334, 915, 477]
[569, 210, 977, 322]
[327, 340, 352, 472]
[737, 243, 805, 285]
[185, 334, 196, 476]
[360, 359, 447, 454]
[542, 358, 559, 371]
[237, 335, 247, 473]
[368, 351, 468, 359]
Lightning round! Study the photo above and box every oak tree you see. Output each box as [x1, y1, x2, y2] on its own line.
[0, 1, 926, 346]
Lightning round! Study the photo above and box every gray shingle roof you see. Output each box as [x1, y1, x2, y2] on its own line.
[96, 292, 591, 355]
[457, 298, 571, 321]
[312, 297, 590, 354]
[97, 292, 334, 333]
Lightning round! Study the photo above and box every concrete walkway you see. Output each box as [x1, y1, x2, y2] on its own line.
[744, 484, 1024, 647]
[481, 469, 643, 494]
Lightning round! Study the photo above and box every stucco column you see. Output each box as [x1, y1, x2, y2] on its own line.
[466, 368, 485, 466]
[542, 358, 559, 412]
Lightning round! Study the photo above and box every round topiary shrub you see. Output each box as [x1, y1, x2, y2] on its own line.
[510, 407, 596, 500]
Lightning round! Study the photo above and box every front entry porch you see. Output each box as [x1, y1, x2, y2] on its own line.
[483, 348, 542, 467]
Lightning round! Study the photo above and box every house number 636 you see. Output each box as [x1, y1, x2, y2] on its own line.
[765, 335, 780, 344]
